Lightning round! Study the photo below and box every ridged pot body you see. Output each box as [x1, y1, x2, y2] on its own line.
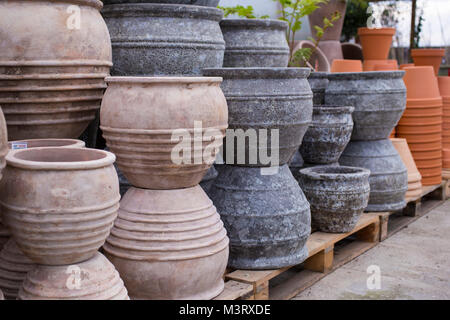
[209, 165, 311, 270]
[340, 139, 408, 212]
[202, 68, 313, 167]
[308, 72, 329, 105]
[0, 239, 35, 300]
[300, 106, 354, 164]
[0, 108, 8, 180]
[299, 166, 370, 233]
[0, 148, 120, 265]
[103, 186, 229, 300]
[0, 0, 112, 140]
[18, 252, 129, 300]
[325, 71, 406, 140]
[100, 77, 228, 189]
[103, 0, 220, 6]
[102, 3, 225, 76]
[220, 19, 290, 68]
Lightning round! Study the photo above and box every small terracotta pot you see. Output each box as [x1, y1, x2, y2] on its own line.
[8, 139, 85, 150]
[363, 59, 398, 71]
[438, 76, 450, 97]
[411, 49, 445, 76]
[390, 128, 396, 138]
[331, 59, 363, 73]
[374, 64, 398, 71]
[358, 27, 395, 60]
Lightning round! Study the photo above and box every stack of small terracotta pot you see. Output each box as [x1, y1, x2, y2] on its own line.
[438, 76, 450, 178]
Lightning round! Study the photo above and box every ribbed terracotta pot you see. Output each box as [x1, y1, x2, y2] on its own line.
[400, 63, 415, 70]
[101, 77, 228, 189]
[0, 147, 120, 265]
[0, 0, 112, 140]
[439, 77, 450, 155]
[308, 72, 329, 105]
[443, 149, 450, 169]
[331, 59, 363, 73]
[358, 27, 395, 60]
[363, 59, 398, 72]
[411, 49, 446, 76]
[103, 186, 229, 300]
[220, 19, 290, 68]
[18, 252, 129, 300]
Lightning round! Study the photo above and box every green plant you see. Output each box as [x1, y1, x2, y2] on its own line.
[413, 12, 424, 48]
[342, 0, 369, 42]
[218, 5, 269, 19]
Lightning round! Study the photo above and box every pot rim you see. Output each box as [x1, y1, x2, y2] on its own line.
[105, 76, 223, 84]
[6, 147, 115, 171]
[203, 67, 311, 79]
[313, 105, 354, 113]
[220, 19, 288, 29]
[411, 48, 446, 57]
[327, 70, 405, 79]
[308, 71, 329, 79]
[8, 139, 85, 149]
[357, 27, 396, 35]
[300, 165, 371, 181]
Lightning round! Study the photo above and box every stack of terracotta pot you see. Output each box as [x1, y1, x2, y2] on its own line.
[438, 76, 450, 178]
[397, 66, 443, 186]
[358, 27, 398, 71]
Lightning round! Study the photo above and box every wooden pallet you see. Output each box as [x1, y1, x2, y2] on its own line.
[215, 214, 380, 300]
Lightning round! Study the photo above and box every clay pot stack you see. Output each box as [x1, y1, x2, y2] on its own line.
[438, 76, 450, 177]
[397, 66, 443, 186]
[411, 49, 445, 76]
[358, 27, 397, 72]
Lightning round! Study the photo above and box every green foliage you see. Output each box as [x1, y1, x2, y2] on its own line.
[218, 5, 269, 19]
[342, 0, 369, 42]
[413, 15, 424, 48]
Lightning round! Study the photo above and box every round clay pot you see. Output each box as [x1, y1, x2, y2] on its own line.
[102, 3, 224, 76]
[209, 165, 311, 269]
[220, 19, 290, 68]
[18, 252, 129, 300]
[308, 72, 329, 105]
[8, 139, 85, 150]
[0, 108, 8, 181]
[0, 239, 35, 300]
[0, 147, 120, 265]
[103, 186, 229, 300]
[299, 166, 370, 233]
[103, 0, 220, 6]
[374, 64, 398, 71]
[289, 150, 304, 181]
[363, 59, 398, 72]
[331, 59, 363, 73]
[300, 105, 354, 164]
[357, 27, 395, 60]
[200, 164, 218, 194]
[403, 66, 441, 100]
[292, 41, 330, 72]
[202, 68, 312, 167]
[325, 71, 406, 141]
[101, 77, 227, 189]
[438, 76, 450, 97]
[340, 139, 408, 212]
[0, 0, 112, 140]
[411, 49, 446, 76]
[341, 43, 363, 61]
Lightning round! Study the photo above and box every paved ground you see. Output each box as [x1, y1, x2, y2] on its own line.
[293, 200, 450, 300]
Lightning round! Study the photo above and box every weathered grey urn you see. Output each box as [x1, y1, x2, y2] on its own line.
[300, 105, 354, 164]
[103, 0, 220, 6]
[209, 164, 311, 270]
[299, 166, 370, 233]
[102, 3, 225, 76]
[325, 71, 406, 141]
[200, 165, 218, 194]
[220, 19, 290, 68]
[308, 72, 329, 105]
[340, 139, 408, 212]
[289, 150, 304, 181]
[203, 68, 313, 167]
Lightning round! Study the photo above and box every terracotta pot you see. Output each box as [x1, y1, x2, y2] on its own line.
[390, 128, 396, 138]
[443, 149, 450, 169]
[292, 41, 330, 72]
[341, 43, 363, 61]
[318, 41, 344, 65]
[438, 76, 450, 97]
[0, 239, 35, 300]
[101, 77, 228, 189]
[0, 0, 112, 140]
[363, 59, 398, 71]
[411, 49, 446, 76]
[400, 63, 414, 70]
[18, 252, 129, 300]
[8, 139, 85, 150]
[358, 27, 395, 60]
[331, 59, 363, 73]
[403, 66, 441, 100]
[374, 64, 398, 71]
[0, 147, 120, 265]
[104, 186, 229, 300]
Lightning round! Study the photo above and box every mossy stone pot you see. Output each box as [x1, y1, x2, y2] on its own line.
[325, 71, 406, 141]
[220, 19, 290, 68]
[299, 166, 370, 233]
[209, 165, 311, 270]
[103, 0, 220, 6]
[300, 105, 354, 164]
[102, 3, 225, 76]
[308, 72, 329, 105]
[0, 147, 120, 265]
[203, 68, 313, 167]
[340, 139, 408, 212]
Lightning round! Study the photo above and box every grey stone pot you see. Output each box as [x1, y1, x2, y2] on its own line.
[202, 68, 313, 167]
[288, 150, 304, 181]
[325, 71, 406, 141]
[299, 166, 370, 233]
[308, 72, 329, 105]
[199, 165, 218, 194]
[209, 165, 311, 269]
[220, 19, 290, 68]
[102, 3, 225, 76]
[340, 139, 408, 212]
[300, 105, 354, 164]
[102, 0, 220, 6]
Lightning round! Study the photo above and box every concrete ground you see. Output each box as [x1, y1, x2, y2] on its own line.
[293, 200, 450, 300]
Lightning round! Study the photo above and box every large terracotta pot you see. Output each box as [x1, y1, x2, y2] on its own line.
[103, 186, 229, 300]
[411, 49, 445, 76]
[0, 147, 120, 265]
[358, 27, 395, 60]
[202, 68, 312, 166]
[18, 252, 129, 300]
[325, 71, 406, 141]
[100, 77, 228, 189]
[220, 19, 290, 68]
[102, 3, 224, 76]
[331, 59, 363, 73]
[0, 0, 112, 140]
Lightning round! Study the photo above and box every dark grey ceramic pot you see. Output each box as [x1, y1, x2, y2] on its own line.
[199, 165, 218, 194]
[339, 139, 408, 212]
[288, 150, 304, 181]
[308, 72, 329, 105]
[209, 164, 311, 269]
[299, 166, 370, 233]
[103, 0, 220, 6]
[102, 3, 225, 76]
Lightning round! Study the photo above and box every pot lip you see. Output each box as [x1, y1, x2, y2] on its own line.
[313, 105, 355, 113]
[300, 165, 371, 181]
[105, 76, 223, 84]
[203, 67, 311, 78]
[8, 139, 85, 150]
[6, 147, 116, 171]
[357, 27, 396, 35]
[308, 71, 329, 79]
[220, 18, 288, 29]
[411, 48, 446, 57]
[327, 70, 405, 79]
